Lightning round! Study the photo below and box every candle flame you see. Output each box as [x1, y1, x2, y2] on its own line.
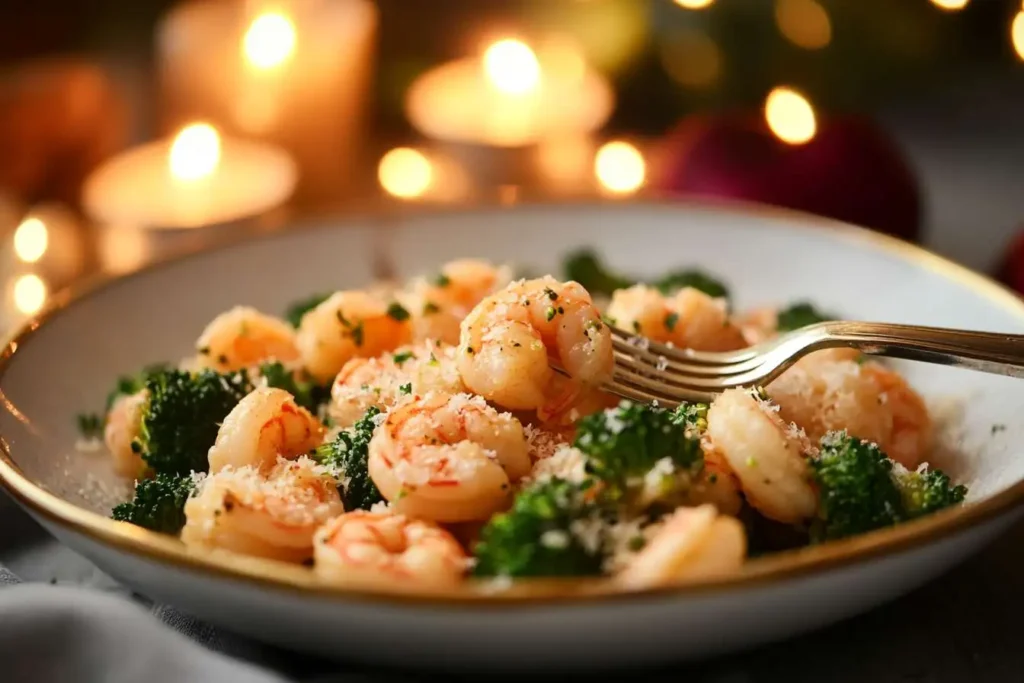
[765, 87, 817, 145]
[13, 273, 46, 315]
[1013, 11, 1024, 61]
[595, 141, 645, 195]
[243, 11, 297, 70]
[13, 217, 48, 263]
[378, 147, 433, 200]
[169, 123, 222, 181]
[483, 39, 541, 95]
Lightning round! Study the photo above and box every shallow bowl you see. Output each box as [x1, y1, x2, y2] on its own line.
[2, 201, 1023, 671]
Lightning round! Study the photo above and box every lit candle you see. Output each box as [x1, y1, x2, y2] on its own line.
[157, 0, 377, 205]
[82, 122, 297, 230]
[406, 37, 614, 148]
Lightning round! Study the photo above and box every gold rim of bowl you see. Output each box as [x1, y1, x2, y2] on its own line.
[1, 195, 1022, 608]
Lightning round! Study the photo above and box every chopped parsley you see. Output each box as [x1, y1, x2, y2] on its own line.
[664, 312, 679, 332]
[393, 350, 414, 366]
[386, 302, 410, 322]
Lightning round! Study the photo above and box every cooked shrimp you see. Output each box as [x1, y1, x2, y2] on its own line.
[457, 276, 613, 411]
[313, 510, 468, 587]
[296, 290, 411, 384]
[181, 457, 344, 563]
[685, 444, 744, 517]
[705, 388, 818, 524]
[606, 285, 747, 351]
[617, 505, 746, 589]
[535, 374, 619, 430]
[367, 392, 532, 522]
[193, 306, 300, 372]
[767, 357, 931, 468]
[859, 363, 932, 469]
[208, 387, 325, 473]
[105, 390, 147, 478]
[402, 259, 513, 346]
[328, 341, 464, 429]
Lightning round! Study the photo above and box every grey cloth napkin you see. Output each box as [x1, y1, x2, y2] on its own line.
[0, 563, 425, 683]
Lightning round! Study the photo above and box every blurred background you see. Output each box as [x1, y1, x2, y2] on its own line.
[0, 0, 1023, 329]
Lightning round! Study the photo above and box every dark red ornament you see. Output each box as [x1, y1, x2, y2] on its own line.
[655, 113, 922, 244]
[996, 229, 1024, 296]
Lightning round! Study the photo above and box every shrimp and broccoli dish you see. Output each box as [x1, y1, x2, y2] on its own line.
[81, 250, 968, 592]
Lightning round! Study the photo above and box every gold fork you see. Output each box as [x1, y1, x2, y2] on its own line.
[556, 321, 1024, 408]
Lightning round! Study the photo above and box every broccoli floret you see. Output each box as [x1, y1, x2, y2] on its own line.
[472, 478, 606, 578]
[258, 361, 330, 414]
[809, 432, 904, 541]
[104, 362, 171, 413]
[562, 249, 634, 297]
[776, 301, 834, 332]
[575, 400, 703, 501]
[892, 464, 967, 518]
[671, 401, 709, 436]
[314, 406, 383, 510]
[562, 248, 730, 303]
[654, 269, 730, 300]
[284, 293, 330, 328]
[111, 472, 197, 533]
[138, 369, 253, 476]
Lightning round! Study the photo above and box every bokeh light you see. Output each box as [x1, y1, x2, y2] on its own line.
[378, 147, 433, 199]
[483, 39, 541, 94]
[673, 0, 715, 9]
[168, 123, 221, 181]
[13, 217, 49, 263]
[765, 87, 817, 145]
[775, 0, 832, 50]
[13, 274, 46, 315]
[928, 0, 969, 10]
[243, 12, 297, 70]
[1012, 11, 1024, 62]
[660, 30, 722, 88]
[595, 141, 645, 195]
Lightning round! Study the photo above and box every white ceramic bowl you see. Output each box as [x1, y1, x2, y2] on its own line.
[2, 200, 1023, 672]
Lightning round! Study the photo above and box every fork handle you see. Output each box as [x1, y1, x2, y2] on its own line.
[818, 321, 1024, 378]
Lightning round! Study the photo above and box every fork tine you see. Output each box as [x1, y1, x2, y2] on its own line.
[609, 325, 760, 365]
[611, 342, 766, 378]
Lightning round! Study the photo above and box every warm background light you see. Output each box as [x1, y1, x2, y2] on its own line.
[243, 11, 297, 70]
[168, 123, 222, 181]
[483, 39, 541, 94]
[13, 217, 49, 263]
[13, 274, 46, 315]
[378, 147, 433, 199]
[765, 87, 817, 145]
[1013, 11, 1024, 62]
[595, 141, 645, 195]
[660, 30, 722, 88]
[673, 0, 715, 9]
[775, 0, 832, 50]
[928, 0, 969, 10]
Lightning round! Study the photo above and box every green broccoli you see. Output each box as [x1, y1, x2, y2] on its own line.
[314, 406, 383, 510]
[562, 249, 634, 297]
[776, 301, 834, 332]
[104, 362, 171, 413]
[892, 464, 968, 519]
[654, 270, 729, 300]
[808, 432, 903, 542]
[284, 293, 330, 328]
[562, 248, 730, 302]
[671, 401, 710, 435]
[111, 472, 197, 533]
[137, 368, 253, 476]
[472, 478, 607, 578]
[258, 361, 330, 414]
[574, 400, 704, 502]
